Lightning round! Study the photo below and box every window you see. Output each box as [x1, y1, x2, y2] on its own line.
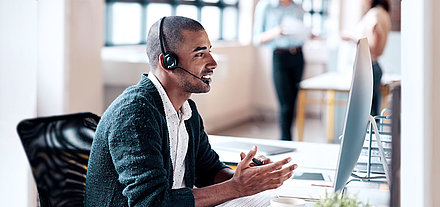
[105, 0, 239, 46]
[295, 0, 329, 36]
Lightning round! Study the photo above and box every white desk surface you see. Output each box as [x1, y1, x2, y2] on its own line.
[209, 135, 340, 171]
[209, 135, 390, 207]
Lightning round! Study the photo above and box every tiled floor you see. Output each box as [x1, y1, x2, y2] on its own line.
[210, 117, 329, 143]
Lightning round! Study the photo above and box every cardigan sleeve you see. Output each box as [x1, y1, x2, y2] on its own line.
[107, 99, 195, 207]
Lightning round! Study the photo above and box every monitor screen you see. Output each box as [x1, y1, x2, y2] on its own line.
[333, 38, 374, 193]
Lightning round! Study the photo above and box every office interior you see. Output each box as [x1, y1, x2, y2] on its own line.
[0, 0, 438, 206]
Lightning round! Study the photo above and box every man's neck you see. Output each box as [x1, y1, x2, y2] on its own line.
[164, 86, 191, 113]
[152, 71, 191, 112]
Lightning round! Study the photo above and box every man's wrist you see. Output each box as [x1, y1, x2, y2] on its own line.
[225, 178, 242, 199]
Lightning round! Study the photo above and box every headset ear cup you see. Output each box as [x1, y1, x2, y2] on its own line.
[164, 52, 179, 70]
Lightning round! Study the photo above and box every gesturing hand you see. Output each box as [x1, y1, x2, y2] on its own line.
[240, 150, 272, 167]
[231, 146, 297, 197]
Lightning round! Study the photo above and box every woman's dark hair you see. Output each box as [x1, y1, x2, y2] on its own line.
[371, 0, 390, 12]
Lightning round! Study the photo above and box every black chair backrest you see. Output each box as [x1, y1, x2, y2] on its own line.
[17, 112, 100, 207]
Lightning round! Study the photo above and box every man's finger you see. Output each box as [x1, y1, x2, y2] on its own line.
[268, 164, 298, 178]
[258, 157, 292, 172]
[237, 146, 257, 169]
[256, 155, 272, 165]
[240, 152, 246, 160]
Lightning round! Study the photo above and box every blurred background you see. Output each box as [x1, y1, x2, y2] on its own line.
[1, 0, 439, 206]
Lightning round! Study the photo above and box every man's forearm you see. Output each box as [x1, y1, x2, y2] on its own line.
[192, 178, 240, 207]
[213, 167, 234, 184]
[192, 168, 236, 207]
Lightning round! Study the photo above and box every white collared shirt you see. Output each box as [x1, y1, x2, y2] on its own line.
[149, 73, 192, 189]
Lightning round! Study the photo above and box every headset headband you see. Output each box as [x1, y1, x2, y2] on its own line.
[158, 17, 167, 56]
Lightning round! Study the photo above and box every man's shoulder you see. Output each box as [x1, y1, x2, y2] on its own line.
[114, 84, 159, 111]
[100, 83, 164, 126]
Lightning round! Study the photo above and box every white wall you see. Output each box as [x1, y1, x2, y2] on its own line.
[401, 0, 440, 206]
[0, 0, 38, 206]
[0, 0, 105, 206]
[38, 0, 104, 116]
[426, 0, 440, 205]
[430, 1, 440, 206]
[37, 0, 66, 116]
[65, 0, 104, 114]
[193, 45, 255, 132]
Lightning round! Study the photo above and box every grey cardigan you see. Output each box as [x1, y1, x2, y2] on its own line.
[85, 74, 228, 206]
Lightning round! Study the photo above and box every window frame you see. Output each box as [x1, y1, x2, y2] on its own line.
[105, 0, 239, 46]
[300, 0, 329, 36]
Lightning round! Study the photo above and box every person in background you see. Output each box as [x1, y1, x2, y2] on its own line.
[342, 0, 391, 116]
[85, 16, 297, 207]
[253, 0, 312, 141]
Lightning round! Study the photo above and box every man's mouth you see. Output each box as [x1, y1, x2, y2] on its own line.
[201, 71, 213, 82]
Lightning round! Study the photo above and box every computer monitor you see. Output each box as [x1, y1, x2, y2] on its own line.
[333, 38, 373, 193]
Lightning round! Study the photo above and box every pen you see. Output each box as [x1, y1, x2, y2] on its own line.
[311, 184, 333, 188]
[252, 158, 263, 166]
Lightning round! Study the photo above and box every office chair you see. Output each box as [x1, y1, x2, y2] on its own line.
[17, 112, 100, 207]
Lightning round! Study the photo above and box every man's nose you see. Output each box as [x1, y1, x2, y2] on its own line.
[207, 53, 217, 70]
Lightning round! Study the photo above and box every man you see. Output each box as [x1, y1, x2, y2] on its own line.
[253, 0, 311, 140]
[85, 16, 297, 207]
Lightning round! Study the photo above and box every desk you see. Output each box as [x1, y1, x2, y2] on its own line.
[209, 135, 340, 170]
[209, 135, 390, 207]
[296, 72, 351, 143]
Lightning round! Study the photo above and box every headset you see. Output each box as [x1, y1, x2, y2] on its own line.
[158, 17, 209, 85]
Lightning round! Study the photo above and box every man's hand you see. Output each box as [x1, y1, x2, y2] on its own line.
[240, 149, 271, 167]
[231, 146, 297, 197]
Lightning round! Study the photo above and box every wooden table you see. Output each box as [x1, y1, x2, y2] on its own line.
[295, 72, 401, 143]
[296, 72, 351, 143]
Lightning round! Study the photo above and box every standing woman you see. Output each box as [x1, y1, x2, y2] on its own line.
[253, 0, 311, 140]
[344, 0, 391, 116]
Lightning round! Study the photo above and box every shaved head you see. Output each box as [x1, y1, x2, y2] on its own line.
[146, 16, 205, 70]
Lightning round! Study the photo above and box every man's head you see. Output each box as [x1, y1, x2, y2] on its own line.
[146, 16, 217, 94]
[147, 16, 204, 69]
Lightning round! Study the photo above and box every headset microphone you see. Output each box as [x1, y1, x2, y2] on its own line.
[159, 17, 210, 85]
[173, 66, 210, 85]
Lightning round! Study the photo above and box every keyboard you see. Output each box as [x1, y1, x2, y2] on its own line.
[216, 189, 276, 207]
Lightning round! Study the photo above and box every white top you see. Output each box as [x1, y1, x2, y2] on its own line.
[149, 73, 192, 189]
[357, 6, 391, 61]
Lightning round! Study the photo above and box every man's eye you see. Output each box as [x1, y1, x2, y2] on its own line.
[195, 53, 203, 57]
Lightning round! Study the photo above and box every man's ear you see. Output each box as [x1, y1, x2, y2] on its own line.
[157, 54, 173, 74]
[157, 54, 167, 71]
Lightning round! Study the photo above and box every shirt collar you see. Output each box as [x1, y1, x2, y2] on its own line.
[148, 72, 192, 121]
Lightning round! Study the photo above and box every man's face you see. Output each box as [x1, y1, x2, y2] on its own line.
[174, 29, 217, 94]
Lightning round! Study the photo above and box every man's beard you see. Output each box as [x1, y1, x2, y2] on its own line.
[177, 70, 210, 94]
